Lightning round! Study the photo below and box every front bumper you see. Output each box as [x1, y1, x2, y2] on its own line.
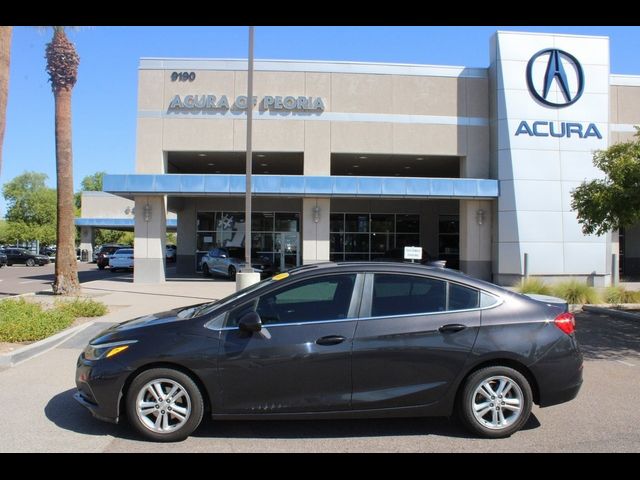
[75, 353, 132, 424]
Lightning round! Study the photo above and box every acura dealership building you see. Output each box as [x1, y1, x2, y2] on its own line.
[80, 30, 640, 285]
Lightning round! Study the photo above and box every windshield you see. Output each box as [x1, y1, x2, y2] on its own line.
[190, 275, 278, 318]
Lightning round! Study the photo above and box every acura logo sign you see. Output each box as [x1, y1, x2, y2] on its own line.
[526, 49, 584, 107]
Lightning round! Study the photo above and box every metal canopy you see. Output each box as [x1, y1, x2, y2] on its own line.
[103, 174, 498, 199]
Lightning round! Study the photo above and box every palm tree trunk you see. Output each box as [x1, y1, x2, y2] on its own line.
[52, 86, 79, 294]
[0, 26, 12, 175]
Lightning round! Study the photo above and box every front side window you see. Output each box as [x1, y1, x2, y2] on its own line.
[247, 274, 357, 326]
[372, 274, 446, 317]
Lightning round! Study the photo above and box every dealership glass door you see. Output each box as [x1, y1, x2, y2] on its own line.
[275, 232, 300, 272]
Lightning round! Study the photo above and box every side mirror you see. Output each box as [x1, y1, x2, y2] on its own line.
[238, 311, 262, 333]
[219, 254, 227, 259]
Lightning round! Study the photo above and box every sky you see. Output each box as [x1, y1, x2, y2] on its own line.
[2, 25, 640, 216]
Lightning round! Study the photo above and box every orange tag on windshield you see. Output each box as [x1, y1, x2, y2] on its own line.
[272, 272, 290, 281]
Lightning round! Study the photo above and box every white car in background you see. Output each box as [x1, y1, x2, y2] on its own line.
[109, 248, 134, 272]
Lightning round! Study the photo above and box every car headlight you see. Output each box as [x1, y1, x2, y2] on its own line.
[84, 339, 137, 361]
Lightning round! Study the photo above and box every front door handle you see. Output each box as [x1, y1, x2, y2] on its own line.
[316, 335, 346, 346]
[439, 324, 467, 333]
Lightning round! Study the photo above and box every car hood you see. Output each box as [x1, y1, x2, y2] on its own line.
[89, 301, 215, 345]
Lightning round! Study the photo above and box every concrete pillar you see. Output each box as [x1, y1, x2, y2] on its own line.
[459, 199, 492, 280]
[134, 195, 166, 283]
[79, 227, 94, 262]
[302, 198, 330, 264]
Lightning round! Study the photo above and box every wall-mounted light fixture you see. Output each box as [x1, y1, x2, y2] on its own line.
[476, 208, 485, 225]
[312, 205, 321, 223]
[143, 203, 152, 222]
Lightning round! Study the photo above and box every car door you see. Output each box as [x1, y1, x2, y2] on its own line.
[352, 272, 481, 410]
[216, 273, 363, 413]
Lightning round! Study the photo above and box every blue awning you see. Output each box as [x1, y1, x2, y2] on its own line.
[103, 174, 498, 199]
[75, 218, 177, 230]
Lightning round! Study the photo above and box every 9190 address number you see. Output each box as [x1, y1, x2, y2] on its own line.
[171, 72, 196, 82]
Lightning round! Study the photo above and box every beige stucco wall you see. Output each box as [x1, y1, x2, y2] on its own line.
[136, 62, 490, 176]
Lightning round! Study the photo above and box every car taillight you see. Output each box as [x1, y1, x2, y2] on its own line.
[554, 312, 575, 335]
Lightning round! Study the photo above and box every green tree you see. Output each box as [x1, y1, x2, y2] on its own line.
[75, 171, 105, 209]
[571, 129, 640, 236]
[46, 26, 80, 295]
[2, 171, 57, 244]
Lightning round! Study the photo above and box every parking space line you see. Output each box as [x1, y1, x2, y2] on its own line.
[616, 360, 636, 367]
[19, 280, 40, 284]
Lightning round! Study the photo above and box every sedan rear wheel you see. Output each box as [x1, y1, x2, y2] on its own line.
[459, 366, 532, 438]
[202, 263, 210, 277]
[228, 266, 236, 281]
[126, 368, 204, 442]
[26, 258, 35, 267]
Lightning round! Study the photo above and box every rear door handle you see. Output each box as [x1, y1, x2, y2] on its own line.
[316, 335, 346, 346]
[439, 324, 467, 333]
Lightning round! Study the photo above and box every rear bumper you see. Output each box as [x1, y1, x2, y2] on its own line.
[531, 335, 584, 408]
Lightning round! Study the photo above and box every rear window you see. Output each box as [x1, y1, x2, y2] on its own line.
[448, 283, 480, 310]
[372, 274, 447, 317]
[115, 249, 133, 255]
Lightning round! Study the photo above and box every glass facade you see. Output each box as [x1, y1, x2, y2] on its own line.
[438, 215, 460, 270]
[196, 211, 300, 271]
[330, 213, 420, 261]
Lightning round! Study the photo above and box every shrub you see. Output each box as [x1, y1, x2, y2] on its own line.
[516, 278, 552, 296]
[55, 298, 108, 317]
[0, 297, 108, 343]
[551, 281, 600, 305]
[0, 298, 74, 342]
[603, 286, 640, 304]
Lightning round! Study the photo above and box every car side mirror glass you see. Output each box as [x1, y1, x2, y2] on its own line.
[219, 254, 227, 259]
[238, 311, 262, 333]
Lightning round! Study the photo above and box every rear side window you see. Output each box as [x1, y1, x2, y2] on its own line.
[372, 274, 446, 317]
[448, 283, 480, 310]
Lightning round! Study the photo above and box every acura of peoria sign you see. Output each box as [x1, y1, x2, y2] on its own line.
[168, 94, 325, 112]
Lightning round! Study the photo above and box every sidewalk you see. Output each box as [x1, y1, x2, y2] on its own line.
[77, 276, 237, 324]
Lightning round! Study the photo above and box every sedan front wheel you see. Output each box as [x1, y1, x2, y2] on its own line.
[126, 368, 204, 442]
[458, 366, 532, 438]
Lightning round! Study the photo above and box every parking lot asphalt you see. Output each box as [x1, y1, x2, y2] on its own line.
[0, 262, 132, 297]
[0, 310, 638, 452]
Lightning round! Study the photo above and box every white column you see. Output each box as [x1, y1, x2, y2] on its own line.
[79, 226, 94, 262]
[134, 195, 166, 283]
[302, 198, 330, 264]
[459, 200, 492, 280]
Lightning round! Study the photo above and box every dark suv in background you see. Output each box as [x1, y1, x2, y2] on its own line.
[96, 244, 130, 270]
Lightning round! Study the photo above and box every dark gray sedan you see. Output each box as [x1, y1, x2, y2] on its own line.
[75, 262, 582, 442]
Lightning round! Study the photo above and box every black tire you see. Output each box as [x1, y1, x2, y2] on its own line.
[202, 263, 210, 277]
[228, 266, 236, 281]
[7, 263, 12, 267]
[126, 368, 204, 442]
[110, 267, 118, 273]
[98, 264, 105, 270]
[26, 258, 35, 267]
[458, 366, 532, 439]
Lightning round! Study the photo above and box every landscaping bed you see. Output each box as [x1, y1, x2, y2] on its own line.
[0, 297, 108, 345]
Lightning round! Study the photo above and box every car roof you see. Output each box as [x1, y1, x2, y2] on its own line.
[284, 261, 507, 295]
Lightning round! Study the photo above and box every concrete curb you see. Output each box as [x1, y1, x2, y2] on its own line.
[582, 305, 640, 321]
[0, 321, 95, 368]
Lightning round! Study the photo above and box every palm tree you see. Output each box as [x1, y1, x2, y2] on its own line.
[0, 26, 12, 175]
[46, 26, 80, 295]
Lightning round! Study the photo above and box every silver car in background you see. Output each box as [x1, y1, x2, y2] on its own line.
[200, 247, 274, 281]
